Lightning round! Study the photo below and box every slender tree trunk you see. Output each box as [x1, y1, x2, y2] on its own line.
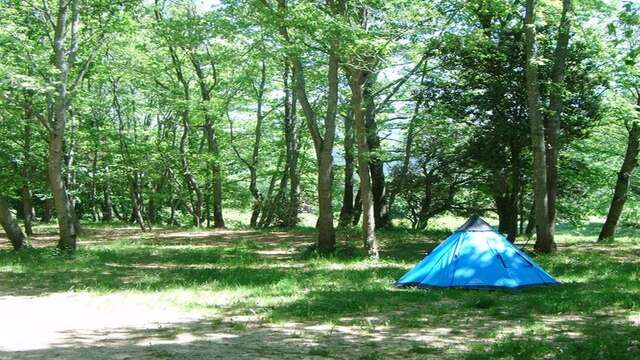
[156, 6, 203, 227]
[102, 166, 114, 222]
[350, 69, 378, 257]
[88, 80, 100, 223]
[130, 173, 148, 231]
[177, 83, 201, 228]
[494, 165, 519, 243]
[49, 0, 80, 252]
[500, 143, 522, 242]
[599, 120, 640, 241]
[90, 146, 99, 222]
[259, 151, 286, 227]
[339, 111, 355, 227]
[248, 60, 267, 228]
[279, 0, 338, 252]
[519, 188, 526, 234]
[42, 198, 53, 223]
[352, 188, 362, 226]
[179, 111, 203, 227]
[22, 95, 35, 236]
[168, 198, 177, 226]
[147, 172, 164, 225]
[0, 198, 29, 250]
[283, 64, 301, 227]
[363, 72, 389, 229]
[416, 173, 433, 230]
[316, 38, 339, 253]
[190, 52, 225, 228]
[524, 0, 555, 253]
[249, 167, 261, 227]
[546, 0, 572, 235]
[525, 198, 536, 235]
[21, 186, 34, 236]
[66, 111, 82, 233]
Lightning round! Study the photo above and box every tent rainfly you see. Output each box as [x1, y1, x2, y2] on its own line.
[396, 215, 559, 289]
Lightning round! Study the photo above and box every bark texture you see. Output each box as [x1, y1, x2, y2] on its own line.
[275, 0, 338, 252]
[190, 51, 225, 228]
[363, 74, 390, 229]
[283, 64, 301, 227]
[546, 0, 572, 235]
[599, 118, 640, 241]
[49, 0, 81, 251]
[350, 68, 378, 258]
[524, 0, 556, 253]
[0, 198, 29, 250]
[339, 111, 355, 227]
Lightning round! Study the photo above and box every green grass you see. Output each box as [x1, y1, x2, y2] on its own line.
[1, 219, 639, 358]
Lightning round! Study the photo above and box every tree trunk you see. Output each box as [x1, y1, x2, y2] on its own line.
[524, 0, 555, 253]
[130, 173, 148, 231]
[599, 120, 640, 241]
[22, 94, 35, 236]
[102, 167, 114, 222]
[496, 195, 518, 243]
[316, 38, 339, 253]
[283, 64, 301, 227]
[248, 60, 267, 228]
[279, 0, 337, 252]
[50, 106, 80, 252]
[42, 198, 53, 223]
[249, 167, 261, 228]
[546, 0, 572, 235]
[416, 174, 433, 230]
[258, 151, 286, 227]
[90, 146, 99, 222]
[190, 52, 225, 228]
[49, 0, 81, 252]
[339, 110, 355, 227]
[352, 189, 362, 226]
[156, 6, 203, 227]
[350, 68, 378, 257]
[147, 171, 165, 225]
[496, 142, 523, 243]
[0, 198, 29, 250]
[317, 149, 336, 252]
[179, 111, 203, 227]
[363, 72, 389, 229]
[21, 187, 34, 236]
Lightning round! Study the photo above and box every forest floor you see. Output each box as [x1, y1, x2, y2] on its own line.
[0, 219, 639, 359]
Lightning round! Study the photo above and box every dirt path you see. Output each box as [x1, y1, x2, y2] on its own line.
[0, 291, 455, 360]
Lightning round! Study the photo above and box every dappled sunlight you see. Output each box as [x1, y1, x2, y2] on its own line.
[0, 292, 204, 352]
[1, 224, 639, 358]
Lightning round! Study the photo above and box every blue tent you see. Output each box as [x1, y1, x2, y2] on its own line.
[396, 215, 559, 289]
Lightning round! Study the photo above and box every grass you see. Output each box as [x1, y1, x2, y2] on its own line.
[0, 217, 639, 359]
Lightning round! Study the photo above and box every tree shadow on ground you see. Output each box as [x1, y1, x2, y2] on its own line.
[1, 297, 637, 359]
[1, 225, 639, 359]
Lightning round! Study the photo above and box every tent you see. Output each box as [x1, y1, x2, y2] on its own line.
[396, 215, 559, 289]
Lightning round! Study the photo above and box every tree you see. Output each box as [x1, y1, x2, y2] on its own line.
[349, 68, 377, 257]
[258, 0, 342, 252]
[599, 99, 640, 241]
[48, 0, 85, 251]
[0, 197, 29, 250]
[599, 1, 640, 241]
[524, 0, 569, 253]
[546, 0, 572, 236]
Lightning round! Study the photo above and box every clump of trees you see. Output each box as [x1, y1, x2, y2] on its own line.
[0, 0, 638, 255]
